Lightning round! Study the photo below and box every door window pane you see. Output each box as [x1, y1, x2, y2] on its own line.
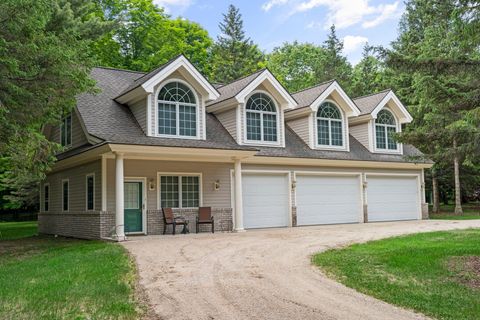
[124, 183, 140, 209]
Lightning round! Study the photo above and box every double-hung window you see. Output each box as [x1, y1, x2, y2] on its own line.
[86, 174, 95, 211]
[246, 92, 278, 142]
[159, 174, 200, 208]
[62, 179, 69, 212]
[44, 184, 49, 212]
[316, 102, 343, 147]
[60, 114, 72, 147]
[157, 82, 197, 137]
[375, 109, 398, 150]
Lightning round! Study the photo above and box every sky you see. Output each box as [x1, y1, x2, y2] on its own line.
[153, 0, 405, 65]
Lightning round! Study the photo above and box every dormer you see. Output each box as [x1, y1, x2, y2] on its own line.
[207, 69, 297, 147]
[115, 55, 219, 140]
[351, 90, 413, 154]
[285, 80, 360, 151]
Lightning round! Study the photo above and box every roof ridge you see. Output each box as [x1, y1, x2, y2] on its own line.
[291, 79, 336, 95]
[94, 66, 146, 74]
[217, 69, 266, 89]
[352, 88, 391, 100]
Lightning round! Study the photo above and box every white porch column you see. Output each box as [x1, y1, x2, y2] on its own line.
[115, 152, 126, 241]
[234, 158, 245, 232]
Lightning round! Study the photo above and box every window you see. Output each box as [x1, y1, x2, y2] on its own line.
[44, 184, 49, 212]
[157, 82, 197, 137]
[62, 180, 69, 212]
[375, 109, 398, 150]
[86, 174, 95, 211]
[246, 92, 278, 142]
[159, 174, 200, 208]
[60, 114, 72, 147]
[316, 102, 343, 147]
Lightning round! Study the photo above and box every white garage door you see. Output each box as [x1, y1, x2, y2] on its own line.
[367, 175, 420, 222]
[242, 173, 290, 229]
[296, 174, 362, 225]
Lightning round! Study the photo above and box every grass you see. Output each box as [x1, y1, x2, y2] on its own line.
[0, 221, 143, 320]
[314, 229, 480, 320]
[0, 221, 38, 240]
[430, 203, 480, 220]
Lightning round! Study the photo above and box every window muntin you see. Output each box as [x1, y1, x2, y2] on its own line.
[316, 102, 343, 147]
[375, 109, 398, 150]
[246, 92, 278, 142]
[44, 184, 49, 212]
[160, 175, 200, 208]
[60, 114, 72, 147]
[86, 174, 94, 211]
[157, 82, 197, 137]
[62, 180, 69, 212]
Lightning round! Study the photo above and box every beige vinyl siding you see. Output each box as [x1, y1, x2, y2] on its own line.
[130, 98, 147, 134]
[286, 116, 310, 146]
[349, 122, 370, 150]
[150, 72, 206, 139]
[51, 110, 89, 148]
[106, 159, 233, 212]
[42, 160, 102, 213]
[216, 107, 237, 141]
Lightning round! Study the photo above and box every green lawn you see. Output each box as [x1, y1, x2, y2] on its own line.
[0, 221, 38, 240]
[430, 203, 480, 220]
[0, 221, 144, 320]
[314, 229, 480, 320]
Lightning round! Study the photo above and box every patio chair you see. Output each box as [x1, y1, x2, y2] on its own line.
[162, 208, 189, 235]
[196, 207, 214, 233]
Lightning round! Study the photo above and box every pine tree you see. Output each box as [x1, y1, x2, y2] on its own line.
[209, 5, 265, 83]
[351, 44, 386, 97]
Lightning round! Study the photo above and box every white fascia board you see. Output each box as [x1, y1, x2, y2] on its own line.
[310, 81, 361, 117]
[371, 91, 413, 124]
[235, 70, 298, 108]
[142, 56, 220, 100]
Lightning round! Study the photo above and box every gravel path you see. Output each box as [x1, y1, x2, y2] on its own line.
[122, 220, 480, 320]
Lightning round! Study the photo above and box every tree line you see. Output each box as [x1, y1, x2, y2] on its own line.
[0, 0, 479, 213]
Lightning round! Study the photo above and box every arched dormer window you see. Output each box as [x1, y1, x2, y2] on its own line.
[375, 109, 397, 150]
[157, 81, 197, 137]
[246, 92, 278, 142]
[317, 101, 343, 147]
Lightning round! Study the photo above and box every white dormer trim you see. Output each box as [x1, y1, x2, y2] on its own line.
[236, 70, 297, 108]
[310, 81, 361, 117]
[312, 99, 349, 152]
[371, 106, 403, 155]
[371, 91, 413, 124]
[142, 56, 219, 101]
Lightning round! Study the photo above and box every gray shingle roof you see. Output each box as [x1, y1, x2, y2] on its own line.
[291, 80, 335, 108]
[67, 64, 427, 164]
[206, 69, 265, 107]
[353, 89, 391, 115]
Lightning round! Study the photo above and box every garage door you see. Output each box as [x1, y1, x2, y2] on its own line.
[367, 175, 420, 222]
[296, 174, 362, 225]
[242, 173, 290, 229]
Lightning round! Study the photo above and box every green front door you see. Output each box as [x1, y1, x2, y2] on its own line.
[124, 182, 143, 233]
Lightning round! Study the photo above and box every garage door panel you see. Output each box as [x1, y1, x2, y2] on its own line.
[242, 173, 289, 229]
[367, 176, 419, 222]
[296, 174, 362, 226]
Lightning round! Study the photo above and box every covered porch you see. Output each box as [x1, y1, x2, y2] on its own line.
[103, 144, 256, 240]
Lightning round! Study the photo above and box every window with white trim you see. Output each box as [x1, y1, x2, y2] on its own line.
[375, 109, 398, 150]
[317, 102, 343, 146]
[60, 113, 72, 147]
[86, 174, 95, 211]
[159, 175, 200, 208]
[62, 180, 69, 211]
[246, 92, 278, 142]
[44, 184, 49, 212]
[157, 82, 197, 137]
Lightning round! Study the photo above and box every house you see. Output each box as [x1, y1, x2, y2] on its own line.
[39, 55, 431, 240]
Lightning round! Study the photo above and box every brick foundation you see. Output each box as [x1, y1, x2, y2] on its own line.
[38, 212, 101, 239]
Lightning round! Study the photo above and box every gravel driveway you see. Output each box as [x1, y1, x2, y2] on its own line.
[122, 220, 480, 320]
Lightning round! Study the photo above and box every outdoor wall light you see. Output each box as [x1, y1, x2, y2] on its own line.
[213, 180, 221, 191]
[148, 178, 156, 191]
